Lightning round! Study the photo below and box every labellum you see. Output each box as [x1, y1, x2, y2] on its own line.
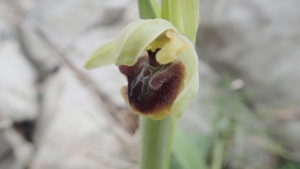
[119, 49, 185, 120]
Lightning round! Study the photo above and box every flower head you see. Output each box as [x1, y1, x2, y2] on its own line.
[84, 19, 199, 120]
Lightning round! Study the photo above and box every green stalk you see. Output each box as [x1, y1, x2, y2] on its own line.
[139, 117, 176, 169]
[137, 1, 176, 169]
[138, 0, 157, 19]
[211, 138, 225, 169]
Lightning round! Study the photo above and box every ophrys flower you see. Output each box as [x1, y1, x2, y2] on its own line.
[84, 19, 199, 120]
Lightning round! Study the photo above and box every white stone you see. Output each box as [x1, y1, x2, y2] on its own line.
[198, 0, 300, 112]
[0, 38, 37, 121]
[30, 68, 136, 169]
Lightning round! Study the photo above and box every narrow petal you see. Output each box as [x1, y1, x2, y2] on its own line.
[115, 19, 177, 66]
[84, 38, 117, 69]
[170, 35, 199, 119]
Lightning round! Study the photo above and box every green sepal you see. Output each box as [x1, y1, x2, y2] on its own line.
[171, 35, 199, 118]
[84, 38, 116, 69]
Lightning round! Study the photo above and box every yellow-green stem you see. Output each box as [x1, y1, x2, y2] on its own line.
[137, 1, 180, 169]
[139, 117, 176, 169]
[211, 138, 225, 169]
[138, 0, 157, 19]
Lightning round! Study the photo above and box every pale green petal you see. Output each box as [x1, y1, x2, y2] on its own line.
[156, 30, 188, 64]
[115, 20, 145, 53]
[171, 35, 199, 119]
[115, 19, 177, 66]
[84, 38, 117, 70]
[161, 0, 199, 43]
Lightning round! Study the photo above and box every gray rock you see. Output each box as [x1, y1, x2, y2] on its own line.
[32, 0, 128, 47]
[0, 30, 37, 121]
[30, 68, 136, 169]
[197, 0, 300, 166]
[0, 132, 15, 169]
[0, 119, 34, 169]
[227, 136, 277, 169]
[198, 0, 300, 112]
[272, 120, 300, 152]
[23, 0, 137, 107]
[17, 22, 60, 77]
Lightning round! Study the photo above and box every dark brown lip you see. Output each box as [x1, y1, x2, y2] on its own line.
[119, 49, 185, 115]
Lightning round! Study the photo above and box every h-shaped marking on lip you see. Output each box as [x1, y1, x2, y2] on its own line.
[130, 61, 165, 101]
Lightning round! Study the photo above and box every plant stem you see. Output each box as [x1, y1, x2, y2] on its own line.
[138, 0, 157, 19]
[137, 1, 176, 169]
[211, 138, 225, 169]
[139, 116, 176, 169]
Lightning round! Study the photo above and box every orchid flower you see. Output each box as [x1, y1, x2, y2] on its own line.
[84, 18, 199, 120]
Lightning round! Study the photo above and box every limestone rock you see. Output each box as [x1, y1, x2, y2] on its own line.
[30, 68, 136, 169]
[0, 31, 37, 121]
[198, 0, 300, 112]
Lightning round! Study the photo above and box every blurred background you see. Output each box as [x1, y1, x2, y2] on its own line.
[0, 0, 300, 168]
